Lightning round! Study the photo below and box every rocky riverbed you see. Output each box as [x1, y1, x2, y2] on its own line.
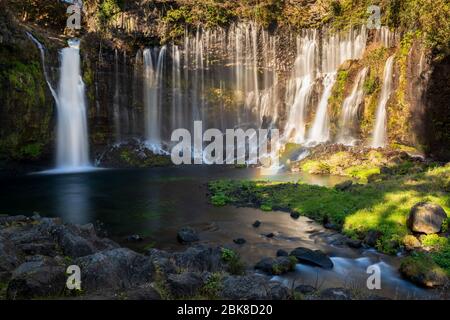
[0, 213, 417, 300]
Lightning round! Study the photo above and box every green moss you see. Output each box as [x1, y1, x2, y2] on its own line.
[260, 204, 272, 212]
[420, 234, 448, 250]
[200, 272, 224, 299]
[221, 248, 245, 275]
[301, 160, 330, 174]
[344, 165, 380, 182]
[401, 251, 449, 282]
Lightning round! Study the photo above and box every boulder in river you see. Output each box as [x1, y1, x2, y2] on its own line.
[294, 284, 316, 295]
[334, 180, 353, 191]
[6, 255, 66, 299]
[255, 256, 295, 275]
[407, 202, 447, 234]
[319, 287, 353, 300]
[75, 248, 155, 293]
[233, 238, 246, 245]
[276, 249, 288, 257]
[177, 227, 199, 244]
[400, 254, 448, 288]
[166, 272, 205, 298]
[289, 247, 333, 269]
[364, 230, 382, 247]
[219, 274, 290, 300]
[252, 220, 261, 228]
[290, 211, 300, 219]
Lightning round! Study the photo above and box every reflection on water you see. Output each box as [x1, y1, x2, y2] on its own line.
[55, 175, 91, 224]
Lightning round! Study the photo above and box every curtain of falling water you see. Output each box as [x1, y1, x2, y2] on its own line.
[56, 39, 91, 170]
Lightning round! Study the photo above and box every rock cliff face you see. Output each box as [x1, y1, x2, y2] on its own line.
[0, 0, 449, 168]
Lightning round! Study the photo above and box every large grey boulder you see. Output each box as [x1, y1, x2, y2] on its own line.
[166, 272, 204, 298]
[219, 274, 289, 300]
[289, 247, 333, 269]
[407, 202, 447, 234]
[6, 256, 66, 299]
[177, 227, 199, 244]
[254, 256, 295, 275]
[75, 248, 154, 293]
[172, 245, 226, 273]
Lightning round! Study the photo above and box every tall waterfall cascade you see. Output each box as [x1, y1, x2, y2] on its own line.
[55, 39, 91, 170]
[372, 55, 395, 148]
[306, 26, 368, 144]
[337, 67, 368, 145]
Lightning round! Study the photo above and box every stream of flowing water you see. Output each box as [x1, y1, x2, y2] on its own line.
[372, 55, 395, 148]
[55, 39, 91, 171]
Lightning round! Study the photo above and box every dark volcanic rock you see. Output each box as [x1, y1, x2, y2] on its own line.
[75, 248, 154, 293]
[289, 247, 333, 269]
[255, 256, 294, 275]
[276, 249, 288, 257]
[0, 235, 21, 278]
[252, 220, 261, 228]
[265, 232, 275, 238]
[233, 238, 246, 245]
[220, 275, 289, 300]
[6, 256, 66, 299]
[177, 227, 199, 244]
[407, 202, 447, 234]
[319, 287, 353, 300]
[364, 230, 382, 247]
[346, 238, 362, 249]
[294, 284, 316, 295]
[173, 245, 226, 273]
[166, 272, 204, 298]
[290, 211, 300, 219]
[334, 180, 353, 191]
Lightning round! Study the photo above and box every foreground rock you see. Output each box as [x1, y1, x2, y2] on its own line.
[177, 227, 199, 244]
[407, 202, 447, 234]
[96, 139, 172, 168]
[400, 254, 448, 288]
[220, 275, 290, 300]
[289, 247, 334, 269]
[255, 256, 296, 275]
[75, 248, 155, 293]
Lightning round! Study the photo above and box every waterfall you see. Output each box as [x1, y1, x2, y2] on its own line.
[284, 30, 318, 143]
[171, 45, 182, 132]
[337, 67, 368, 145]
[26, 32, 58, 103]
[113, 49, 121, 141]
[372, 55, 395, 148]
[307, 26, 367, 144]
[56, 39, 90, 170]
[143, 46, 166, 151]
[307, 72, 337, 143]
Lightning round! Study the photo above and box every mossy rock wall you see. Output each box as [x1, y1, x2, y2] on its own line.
[0, 8, 55, 164]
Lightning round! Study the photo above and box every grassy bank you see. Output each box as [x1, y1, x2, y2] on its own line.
[208, 164, 450, 274]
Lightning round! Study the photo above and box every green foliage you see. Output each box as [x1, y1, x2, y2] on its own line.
[344, 165, 380, 182]
[330, 0, 342, 16]
[221, 247, 245, 275]
[420, 234, 448, 250]
[200, 272, 224, 299]
[401, 251, 449, 278]
[253, 0, 283, 29]
[98, 0, 124, 24]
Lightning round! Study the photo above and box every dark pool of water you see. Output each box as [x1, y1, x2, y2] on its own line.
[0, 166, 441, 299]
